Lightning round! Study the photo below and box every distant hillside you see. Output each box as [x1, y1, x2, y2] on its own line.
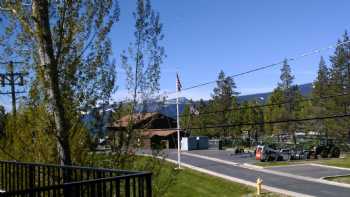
[159, 83, 313, 118]
[82, 83, 314, 134]
[237, 83, 313, 103]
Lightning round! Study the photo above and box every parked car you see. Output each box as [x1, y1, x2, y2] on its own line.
[256, 145, 281, 162]
[279, 149, 291, 161]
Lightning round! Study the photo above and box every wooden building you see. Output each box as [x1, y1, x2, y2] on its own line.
[107, 112, 184, 149]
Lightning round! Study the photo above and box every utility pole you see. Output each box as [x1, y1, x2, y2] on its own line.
[0, 61, 26, 115]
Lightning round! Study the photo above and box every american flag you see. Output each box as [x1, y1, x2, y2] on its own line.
[176, 72, 182, 92]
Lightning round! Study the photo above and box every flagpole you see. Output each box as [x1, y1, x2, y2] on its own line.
[176, 73, 181, 169]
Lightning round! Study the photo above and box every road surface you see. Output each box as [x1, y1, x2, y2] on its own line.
[161, 150, 350, 197]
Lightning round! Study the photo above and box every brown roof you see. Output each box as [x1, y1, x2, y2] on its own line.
[142, 129, 177, 137]
[107, 112, 160, 128]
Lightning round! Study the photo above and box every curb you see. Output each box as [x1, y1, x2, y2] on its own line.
[321, 174, 350, 180]
[182, 151, 350, 189]
[242, 163, 264, 169]
[310, 163, 350, 171]
[163, 157, 314, 197]
[182, 152, 240, 166]
[140, 153, 313, 197]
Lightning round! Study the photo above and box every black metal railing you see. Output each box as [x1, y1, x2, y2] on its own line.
[0, 160, 152, 197]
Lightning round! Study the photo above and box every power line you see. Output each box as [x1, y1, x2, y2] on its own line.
[116, 40, 350, 106]
[0, 61, 27, 115]
[163, 40, 350, 96]
[179, 91, 350, 118]
[175, 113, 350, 131]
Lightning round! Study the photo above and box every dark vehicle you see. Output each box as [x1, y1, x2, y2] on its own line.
[315, 138, 340, 158]
[256, 137, 341, 162]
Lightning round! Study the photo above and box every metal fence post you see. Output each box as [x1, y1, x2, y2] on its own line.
[146, 174, 152, 197]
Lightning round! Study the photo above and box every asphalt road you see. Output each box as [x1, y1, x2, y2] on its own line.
[268, 164, 350, 179]
[165, 151, 350, 197]
[188, 149, 255, 164]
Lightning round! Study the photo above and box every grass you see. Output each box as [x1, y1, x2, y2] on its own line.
[145, 156, 282, 197]
[159, 161, 282, 197]
[315, 154, 350, 168]
[316, 154, 350, 185]
[254, 160, 306, 167]
[325, 176, 350, 184]
[165, 168, 252, 197]
[164, 167, 281, 197]
[89, 153, 282, 197]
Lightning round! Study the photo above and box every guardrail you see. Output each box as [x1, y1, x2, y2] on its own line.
[0, 160, 152, 197]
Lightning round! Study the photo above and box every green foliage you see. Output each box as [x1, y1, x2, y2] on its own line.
[211, 70, 239, 137]
[265, 60, 304, 143]
[0, 104, 90, 164]
[84, 154, 179, 197]
[84, 154, 273, 197]
[121, 0, 165, 107]
[0, 0, 119, 165]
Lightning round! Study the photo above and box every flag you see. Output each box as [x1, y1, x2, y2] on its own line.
[190, 105, 199, 116]
[176, 72, 182, 92]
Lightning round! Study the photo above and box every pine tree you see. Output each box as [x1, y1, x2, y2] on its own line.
[265, 88, 284, 138]
[328, 31, 350, 140]
[278, 59, 295, 91]
[313, 57, 330, 98]
[211, 70, 239, 137]
[268, 59, 302, 144]
[312, 56, 331, 137]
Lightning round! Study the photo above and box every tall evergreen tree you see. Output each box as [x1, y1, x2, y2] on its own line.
[313, 57, 330, 97]
[278, 59, 295, 91]
[328, 31, 350, 140]
[268, 59, 302, 144]
[312, 56, 331, 138]
[211, 70, 239, 137]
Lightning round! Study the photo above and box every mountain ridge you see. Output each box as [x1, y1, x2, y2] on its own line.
[159, 83, 313, 118]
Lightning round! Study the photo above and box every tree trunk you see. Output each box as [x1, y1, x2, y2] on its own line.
[32, 0, 72, 166]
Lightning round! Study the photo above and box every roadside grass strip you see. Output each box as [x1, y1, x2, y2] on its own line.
[141, 152, 313, 197]
[164, 156, 313, 197]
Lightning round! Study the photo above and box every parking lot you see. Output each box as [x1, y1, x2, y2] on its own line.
[267, 164, 350, 179]
[184, 149, 350, 179]
[186, 149, 256, 164]
[164, 149, 350, 197]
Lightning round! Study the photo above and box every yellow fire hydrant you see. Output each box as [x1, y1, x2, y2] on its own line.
[256, 177, 263, 196]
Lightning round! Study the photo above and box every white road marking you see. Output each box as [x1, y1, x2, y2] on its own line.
[183, 151, 350, 189]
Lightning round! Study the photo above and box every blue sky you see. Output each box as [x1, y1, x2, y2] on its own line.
[111, 0, 350, 101]
[1, 0, 350, 109]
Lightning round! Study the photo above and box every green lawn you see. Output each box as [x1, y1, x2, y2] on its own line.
[325, 176, 350, 184]
[315, 154, 350, 168]
[145, 156, 282, 197]
[88, 153, 282, 196]
[316, 154, 350, 185]
[164, 167, 280, 197]
[254, 160, 306, 167]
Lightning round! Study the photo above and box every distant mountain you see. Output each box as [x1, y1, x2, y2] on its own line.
[237, 83, 313, 103]
[168, 83, 313, 117]
[82, 83, 314, 134]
